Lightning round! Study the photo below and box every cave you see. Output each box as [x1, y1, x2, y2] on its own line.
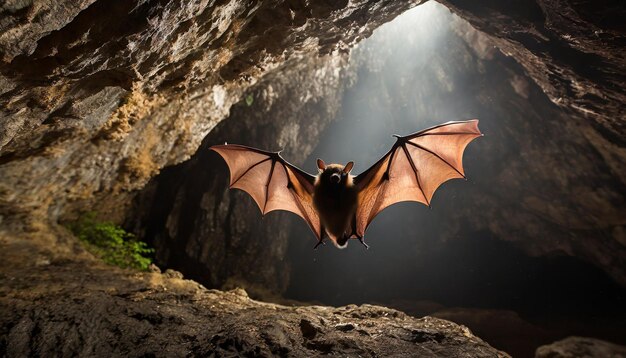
[1, 0, 625, 357]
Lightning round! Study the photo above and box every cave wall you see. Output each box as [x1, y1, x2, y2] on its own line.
[286, 1, 626, 300]
[0, 1, 623, 356]
[128, 53, 354, 295]
[441, 0, 625, 140]
[130, 1, 626, 296]
[0, 0, 421, 232]
[0, 0, 623, 295]
[436, 0, 626, 284]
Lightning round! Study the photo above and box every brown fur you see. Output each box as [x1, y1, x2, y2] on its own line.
[313, 164, 357, 248]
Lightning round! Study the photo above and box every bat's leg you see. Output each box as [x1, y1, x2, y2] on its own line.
[349, 214, 368, 249]
[313, 227, 326, 250]
[356, 236, 369, 250]
[313, 239, 326, 250]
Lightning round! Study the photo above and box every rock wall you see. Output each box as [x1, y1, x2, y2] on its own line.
[1, 0, 622, 288]
[128, 53, 354, 295]
[441, 0, 625, 141]
[536, 337, 626, 358]
[0, 0, 420, 230]
[132, 1, 626, 297]
[438, 0, 626, 284]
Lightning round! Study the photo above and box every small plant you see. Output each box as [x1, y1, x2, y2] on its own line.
[68, 213, 154, 271]
[245, 94, 254, 106]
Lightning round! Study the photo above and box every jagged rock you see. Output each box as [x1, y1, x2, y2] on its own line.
[432, 308, 550, 358]
[0, 227, 509, 358]
[535, 337, 626, 358]
[385, 299, 626, 358]
[441, 0, 626, 141]
[0, 0, 421, 227]
[299, 319, 322, 339]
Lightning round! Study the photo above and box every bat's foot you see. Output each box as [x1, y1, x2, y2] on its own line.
[313, 240, 326, 250]
[357, 237, 369, 250]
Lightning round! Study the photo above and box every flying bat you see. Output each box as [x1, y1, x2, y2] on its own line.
[210, 120, 482, 249]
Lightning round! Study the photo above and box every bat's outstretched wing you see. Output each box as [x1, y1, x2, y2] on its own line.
[210, 144, 322, 240]
[353, 120, 482, 237]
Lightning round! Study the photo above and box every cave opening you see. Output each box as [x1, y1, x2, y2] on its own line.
[281, 3, 626, 356]
[128, 2, 626, 357]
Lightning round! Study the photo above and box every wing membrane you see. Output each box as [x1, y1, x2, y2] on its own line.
[354, 120, 482, 237]
[211, 144, 321, 240]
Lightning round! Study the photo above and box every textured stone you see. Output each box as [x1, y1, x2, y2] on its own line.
[0, 0, 624, 355]
[128, 52, 353, 295]
[0, 227, 508, 358]
[0, 0, 421, 227]
[535, 336, 626, 358]
[131, 1, 626, 294]
[437, 0, 626, 285]
[441, 0, 626, 142]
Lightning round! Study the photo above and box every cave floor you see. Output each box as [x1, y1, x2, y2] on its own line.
[0, 223, 508, 357]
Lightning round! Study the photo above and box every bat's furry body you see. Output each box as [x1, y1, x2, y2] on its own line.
[211, 120, 482, 249]
[313, 163, 358, 248]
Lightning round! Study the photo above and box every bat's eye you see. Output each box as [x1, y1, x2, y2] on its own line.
[330, 173, 341, 184]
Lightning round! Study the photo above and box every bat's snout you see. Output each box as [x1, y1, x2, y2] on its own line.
[330, 173, 341, 184]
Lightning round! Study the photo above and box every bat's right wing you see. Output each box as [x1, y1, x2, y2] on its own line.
[353, 120, 482, 238]
[211, 144, 322, 240]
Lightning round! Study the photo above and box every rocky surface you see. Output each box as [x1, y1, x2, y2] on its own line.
[0, 0, 624, 356]
[432, 308, 550, 358]
[0, 227, 508, 357]
[437, 0, 626, 285]
[535, 336, 626, 358]
[128, 52, 353, 295]
[441, 0, 626, 141]
[0, 0, 622, 288]
[437, 2, 626, 281]
[132, 1, 626, 296]
[0, 0, 421, 228]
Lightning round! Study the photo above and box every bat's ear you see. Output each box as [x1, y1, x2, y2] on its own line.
[316, 159, 326, 171]
[343, 161, 354, 174]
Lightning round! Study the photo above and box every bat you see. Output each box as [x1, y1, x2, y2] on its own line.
[210, 120, 482, 249]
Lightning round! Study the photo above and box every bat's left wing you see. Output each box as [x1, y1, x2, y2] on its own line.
[353, 120, 482, 238]
[210, 144, 322, 240]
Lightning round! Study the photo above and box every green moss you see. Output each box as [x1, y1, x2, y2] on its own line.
[68, 213, 154, 271]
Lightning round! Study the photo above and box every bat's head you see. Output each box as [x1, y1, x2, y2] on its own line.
[316, 159, 354, 187]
